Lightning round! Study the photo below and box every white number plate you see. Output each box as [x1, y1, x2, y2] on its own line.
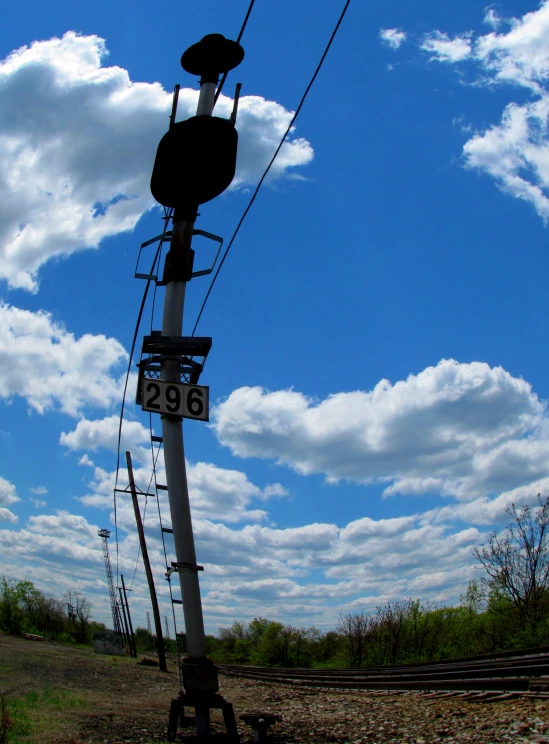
[141, 379, 209, 421]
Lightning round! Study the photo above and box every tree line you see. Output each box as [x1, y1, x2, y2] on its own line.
[0, 578, 99, 644]
[2, 495, 549, 666]
[210, 495, 549, 667]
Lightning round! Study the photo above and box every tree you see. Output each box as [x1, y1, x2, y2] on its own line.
[336, 612, 373, 667]
[0, 578, 24, 634]
[376, 600, 413, 664]
[64, 591, 91, 644]
[474, 494, 549, 641]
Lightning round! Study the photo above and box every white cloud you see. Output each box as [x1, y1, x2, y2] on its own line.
[78, 454, 94, 467]
[261, 483, 290, 501]
[213, 359, 545, 497]
[30, 485, 47, 495]
[474, 3, 549, 91]
[75, 453, 286, 525]
[407, 2, 549, 221]
[483, 7, 503, 30]
[0, 477, 19, 522]
[0, 476, 20, 506]
[29, 497, 47, 508]
[0, 303, 126, 415]
[421, 31, 472, 63]
[60, 415, 150, 453]
[0, 32, 314, 291]
[425, 476, 549, 526]
[0, 508, 18, 523]
[0, 485, 526, 631]
[383, 477, 443, 498]
[463, 97, 549, 222]
[380, 28, 407, 50]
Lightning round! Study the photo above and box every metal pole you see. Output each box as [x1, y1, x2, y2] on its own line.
[126, 451, 167, 672]
[160, 81, 216, 662]
[118, 588, 131, 654]
[121, 574, 137, 658]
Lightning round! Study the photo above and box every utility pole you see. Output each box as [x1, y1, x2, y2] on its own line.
[127, 451, 167, 671]
[121, 574, 137, 658]
[118, 587, 132, 655]
[164, 615, 170, 640]
[141, 33, 244, 741]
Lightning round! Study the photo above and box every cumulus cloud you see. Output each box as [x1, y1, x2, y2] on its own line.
[463, 97, 549, 222]
[0, 303, 126, 415]
[0, 476, 20, 507]
[0, 508, 18, 523]
[30, 486, 47, 495]
[0, 477, 19, 523]
[60, 415, 150, 453]
[214, 359, 545, 498]
[0, 32, 314, 291]
[0, 483, 517, 630]
[483, 7, 503, 30]
[425, 476, 549, 526]
[380, 28, 407, 50]
[421, 31, 472, 62]
[75, 452, 285, 525]
[402, 2, 549, 220]
[29, 497, 47, 508]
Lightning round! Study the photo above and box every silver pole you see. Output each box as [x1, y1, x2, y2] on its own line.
[161, 80, 215, 662]
[196, 81, 216, 116]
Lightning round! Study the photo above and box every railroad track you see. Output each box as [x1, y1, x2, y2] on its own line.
[218, 646, 549, 700]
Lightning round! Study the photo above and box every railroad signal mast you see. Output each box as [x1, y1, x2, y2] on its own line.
[136, 33, 244, 740]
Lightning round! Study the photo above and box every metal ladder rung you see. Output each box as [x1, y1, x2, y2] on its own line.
[172, 599, 183, 605]
[156, 484, 168, 491]
[151, 435, 163, 443]
[162, 527, 174, 534]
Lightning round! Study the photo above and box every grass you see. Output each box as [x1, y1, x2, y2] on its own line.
[2, 689, 92, 744]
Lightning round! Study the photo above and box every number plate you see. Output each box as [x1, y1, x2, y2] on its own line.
[141, 379, 209, 421]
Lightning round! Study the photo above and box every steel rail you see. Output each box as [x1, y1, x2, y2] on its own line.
[221, 654, 549, 679]
[218, 648, 549, 695]
[221, 644, 549, 675]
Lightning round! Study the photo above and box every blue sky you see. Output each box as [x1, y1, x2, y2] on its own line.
[2, 0, 549, 635]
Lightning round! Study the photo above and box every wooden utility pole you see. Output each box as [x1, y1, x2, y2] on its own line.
[126, 450, 167, 671]
[121, 574, 137, 658]
[118, 588, 132, 653]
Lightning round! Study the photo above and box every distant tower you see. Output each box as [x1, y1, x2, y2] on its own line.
[164, 615, 170, 639]
[98, 529, 122, 634]
[147, 611, 152, 634]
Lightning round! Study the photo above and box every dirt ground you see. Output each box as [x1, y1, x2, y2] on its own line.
[2, 633, 549, 744]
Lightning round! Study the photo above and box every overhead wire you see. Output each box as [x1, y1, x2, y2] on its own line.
[126, 215, 169, 591]
[192, 0, 352, 336]
[112, 212, 170, 582]
[148, 421, 184, 685]
[112, 0, 350, 636]
[110, 0, 257, 636]
[213, 0, 256, 105]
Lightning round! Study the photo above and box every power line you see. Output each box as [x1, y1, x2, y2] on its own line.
[213, 0, 256, 105]
[192, 0, 352, 336]
[112, 230, 167, 581]
[127, 235, 167, 592]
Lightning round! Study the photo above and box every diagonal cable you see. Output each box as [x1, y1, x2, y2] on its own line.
[213, 0, 256, 106]
[192, 0, 352, 336]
